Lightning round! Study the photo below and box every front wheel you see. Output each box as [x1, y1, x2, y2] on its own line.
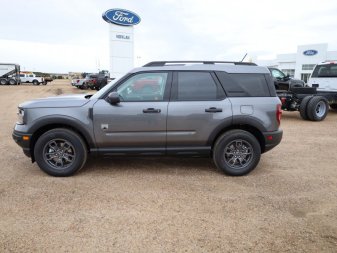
[32, 80, 39, 85]
[34, 128, 87, 177]
[213, 130, 261, 176]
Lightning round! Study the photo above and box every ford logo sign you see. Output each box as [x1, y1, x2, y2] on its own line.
[102, 9, 141, 26]
[303, 50, 318, 56]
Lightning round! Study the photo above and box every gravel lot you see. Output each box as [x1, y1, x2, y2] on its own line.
[0, 80, 337, 252]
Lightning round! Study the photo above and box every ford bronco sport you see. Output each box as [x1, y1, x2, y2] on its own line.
[13, 61, 283, 177]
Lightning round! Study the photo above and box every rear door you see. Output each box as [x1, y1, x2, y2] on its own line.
[166, 71, 232, 155]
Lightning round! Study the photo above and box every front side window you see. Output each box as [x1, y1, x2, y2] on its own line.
[116, 72, 168, 101]
[175, 72, 222, 101]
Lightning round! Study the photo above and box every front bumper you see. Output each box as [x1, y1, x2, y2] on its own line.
[12, 130, 32, 157]
[263, 129, 283, 153]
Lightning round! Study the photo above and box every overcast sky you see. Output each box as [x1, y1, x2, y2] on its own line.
[1, 0, 337, 73]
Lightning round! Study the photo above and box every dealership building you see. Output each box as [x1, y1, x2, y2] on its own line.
[258, 43, 337, 82]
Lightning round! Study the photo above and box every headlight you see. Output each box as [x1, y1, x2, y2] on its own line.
[17, 108, 25, 125]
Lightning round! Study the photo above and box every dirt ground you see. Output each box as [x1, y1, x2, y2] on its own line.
[0, 80, 336, 252]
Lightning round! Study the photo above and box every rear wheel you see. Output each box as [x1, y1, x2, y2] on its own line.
[34, 128, 87, 177]
[213, 130, 261, 176]
[0, 79, 7, 85]
[8, 79, 16, 85]
[306, 96, 329, 121]
[299, 96, 313, 120]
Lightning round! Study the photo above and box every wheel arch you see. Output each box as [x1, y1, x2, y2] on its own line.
[208, 124, 266, 154]
[28, 117, 95, 162]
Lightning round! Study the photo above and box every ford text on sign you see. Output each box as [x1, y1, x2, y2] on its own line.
[103, 9, 141, 26]
[303, 50, 318, 56]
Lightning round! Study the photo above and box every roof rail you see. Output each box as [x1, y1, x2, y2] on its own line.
[143, 61, 257, 67]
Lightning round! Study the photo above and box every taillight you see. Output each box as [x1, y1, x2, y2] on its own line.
[276, 104, 282, 126]
[77, 80, 80, 83]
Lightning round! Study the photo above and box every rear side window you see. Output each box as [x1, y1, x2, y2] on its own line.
[174, 72, 224, 101]
[311, 64, 337, 78]
[216, 72, 271, 97]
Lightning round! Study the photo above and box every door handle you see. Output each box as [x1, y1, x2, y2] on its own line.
[143, 108, 161, 113]
[205, 107, 223, 113]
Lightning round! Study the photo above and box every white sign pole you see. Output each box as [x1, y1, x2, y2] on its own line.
[109, 24, 134, 79]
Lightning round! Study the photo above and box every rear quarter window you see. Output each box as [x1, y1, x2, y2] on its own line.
[216, 72, 271, 97]
[311, 64, 337, 78]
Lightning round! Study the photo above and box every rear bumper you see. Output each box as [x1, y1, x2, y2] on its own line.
[12, 130, 32, 157]
[263, 129, 283, 153]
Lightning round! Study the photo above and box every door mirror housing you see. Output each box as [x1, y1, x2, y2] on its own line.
[106, 92, 120, 105]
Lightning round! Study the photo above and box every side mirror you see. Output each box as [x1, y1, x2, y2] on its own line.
[106, 92, 120, 105]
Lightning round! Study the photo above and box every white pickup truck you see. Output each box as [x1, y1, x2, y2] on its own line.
[20, 73, 45, 85]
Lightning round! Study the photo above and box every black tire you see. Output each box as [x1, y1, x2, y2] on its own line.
[306, 96, 329, 121]
[34, 128, 87, 177]
[299, 96, 313, 120]
[0, 79, 7, 85]
[213, 130, 261, 176]
[32, 80, 39, 85]
[8, 79, 16, 85]
[330, 104, 337, 110]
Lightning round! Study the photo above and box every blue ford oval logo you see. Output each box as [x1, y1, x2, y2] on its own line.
[303, 50, 318, 56]
[102, 9, 141, 26]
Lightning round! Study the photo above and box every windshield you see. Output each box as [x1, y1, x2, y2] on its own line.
[270, 68, 286, 79]
[311, 64, 337, 78]
[90, 78, 119, 100]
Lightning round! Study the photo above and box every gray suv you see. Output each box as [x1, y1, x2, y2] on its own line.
[13, 61, 283, 177]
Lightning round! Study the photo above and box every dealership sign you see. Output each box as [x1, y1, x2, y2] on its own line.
[102, 9, 141, 26]
[303, 50, 318, 56]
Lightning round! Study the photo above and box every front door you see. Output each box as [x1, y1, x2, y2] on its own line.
[93, 72, 171, 154]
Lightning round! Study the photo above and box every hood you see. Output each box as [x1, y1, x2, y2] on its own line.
[19, 94, 91, 109]
[289, 78, 305, 85]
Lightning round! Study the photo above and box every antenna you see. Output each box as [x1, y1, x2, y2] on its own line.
[240, 53, 248, 62]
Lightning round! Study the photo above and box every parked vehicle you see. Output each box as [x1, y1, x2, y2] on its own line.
[0, 63, 21, 85]
[268, 67, 305, 90]
[71, 74, 95, 89]
[44, 76, 53, 84]
[13, 61, 283, 177]
[87, 70, 111, 90]
[20, 72, 45, 85]
[277, 61, 337, 121]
